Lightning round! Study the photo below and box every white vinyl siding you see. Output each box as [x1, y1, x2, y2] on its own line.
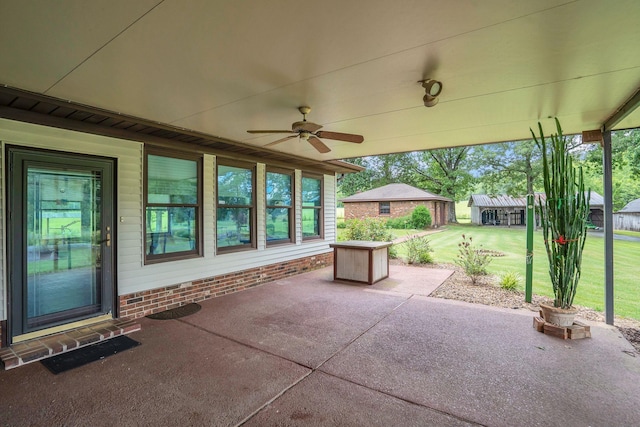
[324, 174, 336, 242]
[295, 169, 302, 244]
[204, 156, 216, 258]
[0, 119, 337, 317]
[256, 163, 266, 250]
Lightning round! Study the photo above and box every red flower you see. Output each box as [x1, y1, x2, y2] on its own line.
[554, 235, 568, 245]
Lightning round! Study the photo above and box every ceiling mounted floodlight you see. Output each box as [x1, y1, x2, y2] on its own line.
[419, 79, 443, 107]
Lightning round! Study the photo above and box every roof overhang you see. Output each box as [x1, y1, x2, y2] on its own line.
[0, 86, 362, 175]
[1, 1, 640, 162]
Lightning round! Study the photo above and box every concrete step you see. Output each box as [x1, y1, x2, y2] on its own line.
[0, 319, 141, 370]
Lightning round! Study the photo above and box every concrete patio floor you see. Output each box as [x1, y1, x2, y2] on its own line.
[1, 265, 639, 426]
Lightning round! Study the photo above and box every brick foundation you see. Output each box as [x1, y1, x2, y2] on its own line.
[119, 252, 333, 319]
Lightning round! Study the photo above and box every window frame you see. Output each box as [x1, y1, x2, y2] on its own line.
[216, 159, 257, 254]
[265, 167, 295, 246]
[301, 173, 323, 241]
[379, 201, 391, 215]
[143, 148, 203, 264]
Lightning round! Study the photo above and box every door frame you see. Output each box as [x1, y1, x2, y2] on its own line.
[6, 146, 117, 343]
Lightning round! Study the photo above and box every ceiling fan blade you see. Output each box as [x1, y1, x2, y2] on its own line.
[247, 130, 294, 134]
[305, 122, 323, 132]
[315, 131, 364, 143]
[293, 121, 323, 133]
[264, 134, 297, 147]
[308, 136, 331, 153]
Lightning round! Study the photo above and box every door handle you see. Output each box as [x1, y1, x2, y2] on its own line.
[98, 234, 111, 246]
[104, 226, 111, 247]
[100, 226, 111, 247]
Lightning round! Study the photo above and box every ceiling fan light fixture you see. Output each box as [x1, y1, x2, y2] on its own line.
[419, 79, 443, 107]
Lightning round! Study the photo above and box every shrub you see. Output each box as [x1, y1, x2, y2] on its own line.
[454, 234, 492, 284]
[385, 206, 432, 230]
[337, 221, 347, 229]
[418, 250, 434, 264]
[386, 215, 413, 229]
[499, 271, 521, 291]
[344, 218, 394, 242]
[388, 245, 399, 259]
[411, 205, 432, 229]
[403, 235, 434, 264]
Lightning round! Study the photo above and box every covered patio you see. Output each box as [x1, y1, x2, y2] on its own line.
[2, 1, 639, 330]
[1, 265, 639, 426]
[1, 2, 640, 424]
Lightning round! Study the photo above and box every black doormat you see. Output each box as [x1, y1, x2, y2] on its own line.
[41, 335, 140, 374]
[146, 302, 201, 320]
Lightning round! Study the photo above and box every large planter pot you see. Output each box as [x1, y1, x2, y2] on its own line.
[540, 303, 578, 327]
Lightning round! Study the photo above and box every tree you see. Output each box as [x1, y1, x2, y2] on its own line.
[411, 147, 473, 223]
[338, 153, 418, 199]
[367, 153, 418, 188]
[337, 157, 375, 199]
[578, 129, 640, 211]
[471, 140, 542, 196]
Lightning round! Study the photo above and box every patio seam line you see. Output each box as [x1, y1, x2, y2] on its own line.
[233, 371, 314, 427]
[313, 296, 414, 371]
[234, 295, 422, 426]
[176, 293, 482, 426]
[175, 317, 315, 369]
[309, 294, 487, 427]
[170, 317, 317, 427]
[174, 292, 415, 371]
[316, 370, 487, 427]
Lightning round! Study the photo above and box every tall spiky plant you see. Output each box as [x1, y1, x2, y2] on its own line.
[531, 119, 590, 309]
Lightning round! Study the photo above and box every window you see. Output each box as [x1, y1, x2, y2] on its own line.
[266, 169, 294, 244]
[217, 161, 255, 252]
[301, 174, 322, 239]
[379, 202, 391, 215]
[145, 150, 202, 263]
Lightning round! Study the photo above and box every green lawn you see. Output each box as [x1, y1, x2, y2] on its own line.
[614, 229, 640, 238]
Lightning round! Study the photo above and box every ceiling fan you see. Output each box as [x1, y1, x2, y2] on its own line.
[247, 106, 364, 153]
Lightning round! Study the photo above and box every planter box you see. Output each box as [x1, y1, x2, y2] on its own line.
[533, 315, 591, 340]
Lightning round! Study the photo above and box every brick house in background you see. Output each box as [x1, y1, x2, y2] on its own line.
[341, 183, 451, 226]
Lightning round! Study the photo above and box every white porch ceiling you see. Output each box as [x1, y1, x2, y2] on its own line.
[1, 0, 639, 161]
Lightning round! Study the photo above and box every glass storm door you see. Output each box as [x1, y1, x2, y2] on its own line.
[8, 148, 114, 339]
